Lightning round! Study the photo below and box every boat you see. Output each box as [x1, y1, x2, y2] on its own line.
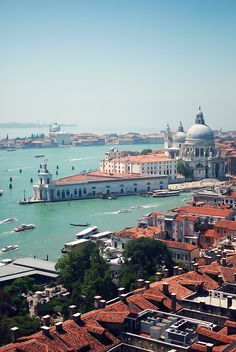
[117, 209, 132, 214]
[70, 223, 90, 227]
[1, 244, 19, 252]
[152, 189, 180, 197]
[35, 154, 45, 158]
[7, 148, 16, 152]
[0, 217, 17, 224]
[13, 224, 35, 232]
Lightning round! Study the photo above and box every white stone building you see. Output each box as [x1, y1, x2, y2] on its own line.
[32, 163, 168, 202]
[100, 150, 177, 181]
[164, 107, 225, 180]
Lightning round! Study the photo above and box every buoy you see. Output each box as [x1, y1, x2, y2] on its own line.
[9, 183, 12, 189]
[40, 164, 42, 168]
[56, 171, 58, 175]
[30, 178, 33, 183]
[72, 166, 75, 170]
[56, 165, 59, 169]
[9, 177, 12, 182]
[38, 170, 40, 173]
[19, 169, 22, 173]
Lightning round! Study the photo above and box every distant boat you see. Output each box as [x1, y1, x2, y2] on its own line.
[13, 224, 35, 232]
[7, 148, 16, 152]
[1, 244, 19, 252]
[117, 209, 131, 214]
[152, 190, 180, 197]
[70, 223, 90, 227]
[0, 217, 17, 224]
[35, 154, 45, 158]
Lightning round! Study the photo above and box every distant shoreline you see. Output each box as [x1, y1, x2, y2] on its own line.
[0, 123, 78, 128]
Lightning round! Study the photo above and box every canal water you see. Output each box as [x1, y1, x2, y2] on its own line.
[0, 144, 189, 261]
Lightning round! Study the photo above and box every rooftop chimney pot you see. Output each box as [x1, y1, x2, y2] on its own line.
[10, 327, 19, 343]
[55, 322, 63, 333]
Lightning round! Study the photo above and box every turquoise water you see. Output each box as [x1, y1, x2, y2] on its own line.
[0, 144, 188, 261]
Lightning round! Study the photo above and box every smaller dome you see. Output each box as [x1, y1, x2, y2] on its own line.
[51, 123, 60, 133]
[173, 131, 186, 143]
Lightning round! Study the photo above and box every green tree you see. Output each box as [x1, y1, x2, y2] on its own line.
[175, 259, 188, 273]
[177, 160, 193, 181]
[56, 242, 116, 312]
[119, 238, 174, 291]
[140, 149, 152, 155]
[0, 316, 40, 346]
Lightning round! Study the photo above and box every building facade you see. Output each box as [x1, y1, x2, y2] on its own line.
[32, 163, 168, 202]
[164, 108, 226, 180]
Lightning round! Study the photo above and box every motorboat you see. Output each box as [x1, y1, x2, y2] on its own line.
[152, 190, 180, 197]
[35, 155, 45, 158]
[0, 217, 17, 224]
[117, 209, 131, 214]
[70, 223, 90, 227]
[1, 244, 19, 252]
[13, 224, 35, 232]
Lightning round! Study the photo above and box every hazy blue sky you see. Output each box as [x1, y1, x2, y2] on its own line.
[0, 0, 236, 133]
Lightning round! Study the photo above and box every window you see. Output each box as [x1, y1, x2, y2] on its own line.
[74, 188, 77, 195]
[66, 189, 70, 196]
[57, 190, 60, 197]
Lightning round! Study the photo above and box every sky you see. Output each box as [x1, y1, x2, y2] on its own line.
[0, 0, 236, 133]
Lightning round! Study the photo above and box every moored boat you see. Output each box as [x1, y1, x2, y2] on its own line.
[70, 223, 90, 227]
[13, 224, 35, 232]
[152, 189, 180, 197]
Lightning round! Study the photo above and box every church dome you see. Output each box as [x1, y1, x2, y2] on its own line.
[185, 108, 214, 143]
[174, 131, 186, 143]
[51, 123, 60, 133]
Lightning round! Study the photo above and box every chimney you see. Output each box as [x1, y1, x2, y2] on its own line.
[163, 282, 169, 296]
[222, 250, 227, 258]
[55, 322, 63, 333]
[10, 327, 19, 343]
[173, 266, 179, 276]
[137, 278, 145, 288]
[42, 315, 50, 327]
[227, 295, 233, 309]
[216, 254, 221, 263]
[120, 293, 128, 303]
[178, 267, 183, 275]
[117, 287, 125, 296]
[164, 268, 169, 278]
[193, 263, 199, 272]
[41, 326, 50, 336]
[171, 293, 177, 312]
[155, 272, 162, 281]
[68, 305, 77, 318]
[144, 280, 151, 290]
[99, 299, 106, 309]
[190, 260, 195, 270]
[218, 274, 223, 285]
[221, 258, 227, 267]
[72, 312, 82, 324]
[94, 295, 102, 309]
[206, 343, 214, 352]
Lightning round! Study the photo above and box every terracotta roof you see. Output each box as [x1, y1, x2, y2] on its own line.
[112, 153, 175, 164]
[215, 220, 236, 231]
[159, 239, 199, 251]
[53, 170, 165, 185]
[177, 205, 232, 218]
[115, 226, 162, 239]
[197, 326, 234, 344]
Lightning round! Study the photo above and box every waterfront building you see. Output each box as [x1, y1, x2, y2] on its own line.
[100, 149, 177, 181]
[164, 107, 226, 180]
[32, 162, 168, 202]
[49, 122, 70, 145]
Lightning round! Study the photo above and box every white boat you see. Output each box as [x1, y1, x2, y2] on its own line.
[13, 224, 35, 232]
[1, 244, 19, 252]
[0, 217, 17, 224]
[75, 226, 98, 239]
[152, 189, 180, 197]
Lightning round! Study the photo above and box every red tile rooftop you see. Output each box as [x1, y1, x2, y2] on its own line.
[215, 220, 236, 231]
[53, 170, 165, 185]
[111, 153, 174, 164]
[159, 239, 198, 251]
[176, 205, 232, 218]
[115, 226, 162, 239]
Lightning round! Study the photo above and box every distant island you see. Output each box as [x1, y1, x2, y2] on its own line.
[0, 122, 78, 128]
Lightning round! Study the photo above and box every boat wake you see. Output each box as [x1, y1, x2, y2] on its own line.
[0, 218, 17, 225]
[4, 166, 33, 172]
[67, 157, 95, 162]
[141, 204, 159, 209]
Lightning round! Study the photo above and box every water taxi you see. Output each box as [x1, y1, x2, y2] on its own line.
[13, 224, 35, 232]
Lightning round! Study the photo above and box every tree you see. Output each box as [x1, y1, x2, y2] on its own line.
[140, 149, 152, 155]
[119, 238, 174, 291]
[55, 242, 116, 312]
[177, 160, 193, 181]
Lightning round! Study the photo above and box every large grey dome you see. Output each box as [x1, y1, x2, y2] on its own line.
[185, 123, 214, 142]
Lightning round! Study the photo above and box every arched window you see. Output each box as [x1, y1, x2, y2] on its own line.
[195, 148, 199, 157]
[66, 190, 70, 196]
[57, 190, 60, 197]
[83, 188, 87, 195]
[200, 148, 204, 156]
[196, 163, 204, 168]
[62, 190, 65, 199]
[74, 188, 77, 195]
[79, 189, 82, 197]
